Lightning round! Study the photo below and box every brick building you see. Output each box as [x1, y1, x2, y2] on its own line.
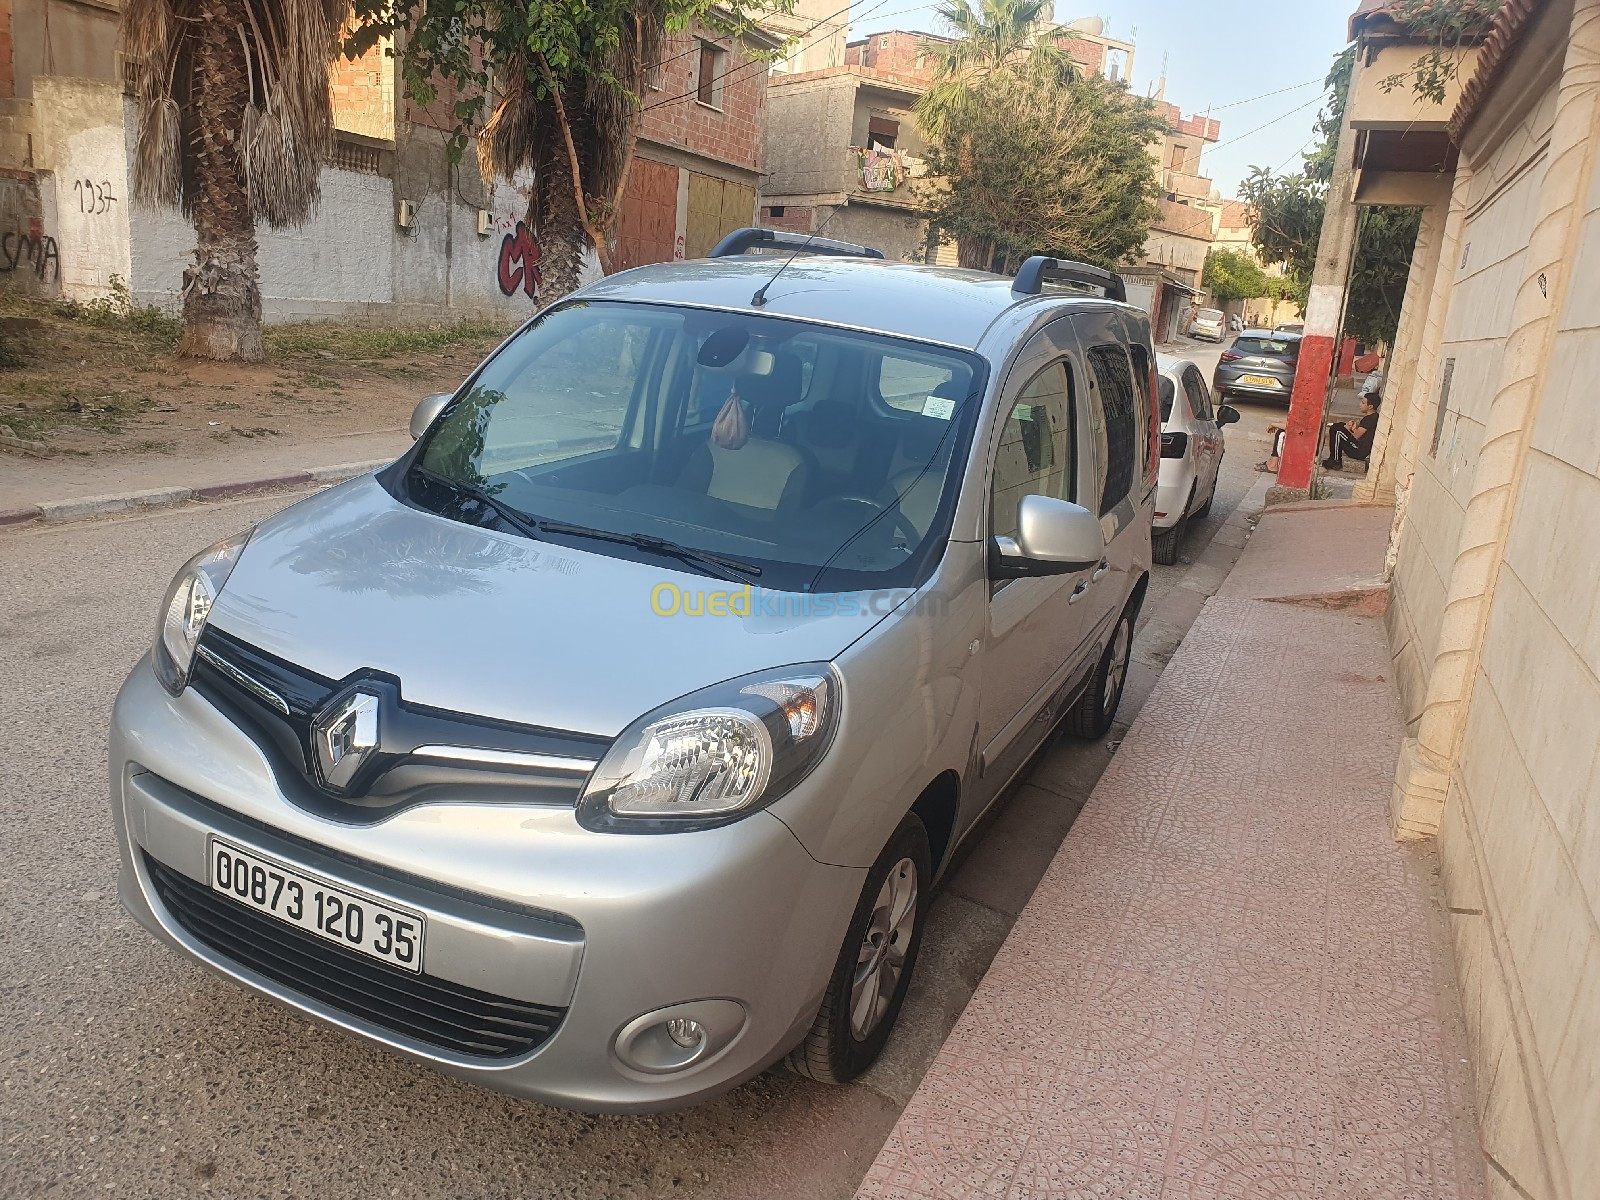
[618, 20, 783, 270]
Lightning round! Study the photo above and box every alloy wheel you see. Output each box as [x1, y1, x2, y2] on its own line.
[849, 857, 919, 1040]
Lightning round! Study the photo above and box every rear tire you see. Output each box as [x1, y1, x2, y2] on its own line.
[787, 815, 931, 1085]
[1152, 519, 1183, 565]
[1065, 609, 1134, 739]
[1152, 484, 1194, 565]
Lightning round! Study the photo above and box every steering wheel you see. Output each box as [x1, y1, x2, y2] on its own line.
[832, 493, 921, 549]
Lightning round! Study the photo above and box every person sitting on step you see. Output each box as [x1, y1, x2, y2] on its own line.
[1323, 392, 1381, 471]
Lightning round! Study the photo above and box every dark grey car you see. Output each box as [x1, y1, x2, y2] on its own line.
[1212, 330, 1302, 404]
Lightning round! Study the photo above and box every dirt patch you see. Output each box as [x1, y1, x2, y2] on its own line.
[0, 289, 510, 466]
[1263, 586, 1390, 617]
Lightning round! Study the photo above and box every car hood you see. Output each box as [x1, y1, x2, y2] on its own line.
[207, 476, 891, 737]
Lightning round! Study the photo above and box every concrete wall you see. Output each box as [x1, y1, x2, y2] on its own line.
[116, 103, 541, 321]
[764, 72, 859, 198]
[1389, 82, 1557, 716]
[820, 201, 927, 262]
[29, 78, 128, 299]
[1383, 2, 1600, 1196]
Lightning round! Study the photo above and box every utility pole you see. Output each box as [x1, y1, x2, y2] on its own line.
[1276, 47, 1364, 494]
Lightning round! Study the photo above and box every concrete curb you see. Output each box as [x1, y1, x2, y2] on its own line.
[0, 459, 391, 531]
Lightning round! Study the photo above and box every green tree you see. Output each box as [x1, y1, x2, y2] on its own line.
[915, 0, 1165, 272]
[350, 0, 781, 298]
[1201, 249, 1270, 306]
[122, 0, 349, 360]
[1240, 42, 1422, 346]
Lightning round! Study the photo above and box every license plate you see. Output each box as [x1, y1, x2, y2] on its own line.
[1240, 374, 1280, 387]
[208, 838, 425, 972]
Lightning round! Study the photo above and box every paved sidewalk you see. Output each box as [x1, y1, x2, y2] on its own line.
[0, 426, 411, 513]
[858, 503, 1486, 1199]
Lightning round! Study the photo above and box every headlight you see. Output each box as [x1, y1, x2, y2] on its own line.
[577, 665, 839, 833]
[151, 532, 251, 695]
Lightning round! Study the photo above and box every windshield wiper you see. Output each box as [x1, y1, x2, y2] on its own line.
[412, 465, 544, 543]
[538, 519, 762, 581]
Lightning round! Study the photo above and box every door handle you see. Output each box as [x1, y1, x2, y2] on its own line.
[1091, 560, 1110, 582]
[1069, 581, 1089, 603]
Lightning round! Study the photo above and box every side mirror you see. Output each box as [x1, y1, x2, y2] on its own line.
[1216, 404, 1241, 426]
[990, 494, 1104, 579]
[410, 392, 453, 440]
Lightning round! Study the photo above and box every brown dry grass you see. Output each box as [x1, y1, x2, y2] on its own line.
[0, 292, 508, 461]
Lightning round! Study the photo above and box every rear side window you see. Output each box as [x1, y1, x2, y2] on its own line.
[878, 353, 960, 414]
[1086, 344, 1138, 515]
[1158, 374, 1176, 422]
[1182, 369, 1211, 420]
[1233, 336, 1297, 358]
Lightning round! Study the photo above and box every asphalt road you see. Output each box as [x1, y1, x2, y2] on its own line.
[0, 355, 1278, 1199]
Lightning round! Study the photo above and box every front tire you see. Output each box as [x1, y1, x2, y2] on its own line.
[787, 815, 931, 1084]
[1065, 609, 1134, 739]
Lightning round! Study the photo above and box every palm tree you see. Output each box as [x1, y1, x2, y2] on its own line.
[122, 0, 349, 360]
[916, 0, 1077, 138]
[475, 8, 667, 296]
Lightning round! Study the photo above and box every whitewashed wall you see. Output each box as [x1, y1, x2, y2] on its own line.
[31, 78, 131, 301]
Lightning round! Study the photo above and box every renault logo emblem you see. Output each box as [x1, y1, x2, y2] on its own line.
[312, 689, 381, 792]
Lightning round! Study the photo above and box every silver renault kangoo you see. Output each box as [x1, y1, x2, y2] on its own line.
[109, 230, 1157, 1111]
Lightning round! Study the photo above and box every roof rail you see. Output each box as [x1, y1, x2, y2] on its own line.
[708, 227, 886, 260]
[1012, 256, 1127, 303]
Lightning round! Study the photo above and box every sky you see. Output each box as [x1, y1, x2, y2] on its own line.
[849, 0, 1359, 198]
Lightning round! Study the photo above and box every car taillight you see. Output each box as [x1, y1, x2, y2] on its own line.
[1220, 351, 1240, 362]
[1160, 431, 1189, 459]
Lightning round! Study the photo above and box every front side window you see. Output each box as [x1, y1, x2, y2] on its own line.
[409, 301, 984, 593]
[990, 362, 1075, 541]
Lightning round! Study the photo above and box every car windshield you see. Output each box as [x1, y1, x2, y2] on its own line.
[1197, 309, 1223, 322]
[1233, 336, 1297, 358]
[405, 300, 984, 593]
[1158, 374, 1176, 422]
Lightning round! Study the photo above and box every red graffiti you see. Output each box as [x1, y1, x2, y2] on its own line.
[497, 220, 542, 299]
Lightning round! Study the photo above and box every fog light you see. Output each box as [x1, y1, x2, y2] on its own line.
[613, 999, 747, 1075]
[666, 1018, 704, 1048]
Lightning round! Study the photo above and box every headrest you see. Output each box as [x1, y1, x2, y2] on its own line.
[735, 351, 804, 413]
[805, 399, 858, 449]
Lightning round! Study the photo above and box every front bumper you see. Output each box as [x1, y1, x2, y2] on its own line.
[109, 659, 862, 1112]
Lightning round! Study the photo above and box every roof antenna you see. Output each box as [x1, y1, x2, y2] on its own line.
[751, 205, 845, 308]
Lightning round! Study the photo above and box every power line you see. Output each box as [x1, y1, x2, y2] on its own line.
[644, 0, 895, 113]
[1202, 94, 1323, 155]
[1206, 76, 1322, 112]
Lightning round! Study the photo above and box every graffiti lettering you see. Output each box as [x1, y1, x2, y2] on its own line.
[0, 227, 60, 282]
[497, 220, 542, 299]
[74, 179, 119, 215]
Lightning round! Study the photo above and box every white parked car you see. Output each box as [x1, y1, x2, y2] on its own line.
[1188, 308, 1225, 342]
[1153, 354, 1238, 564]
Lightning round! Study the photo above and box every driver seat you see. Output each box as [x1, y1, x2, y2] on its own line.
[677, 354, 810, 518]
